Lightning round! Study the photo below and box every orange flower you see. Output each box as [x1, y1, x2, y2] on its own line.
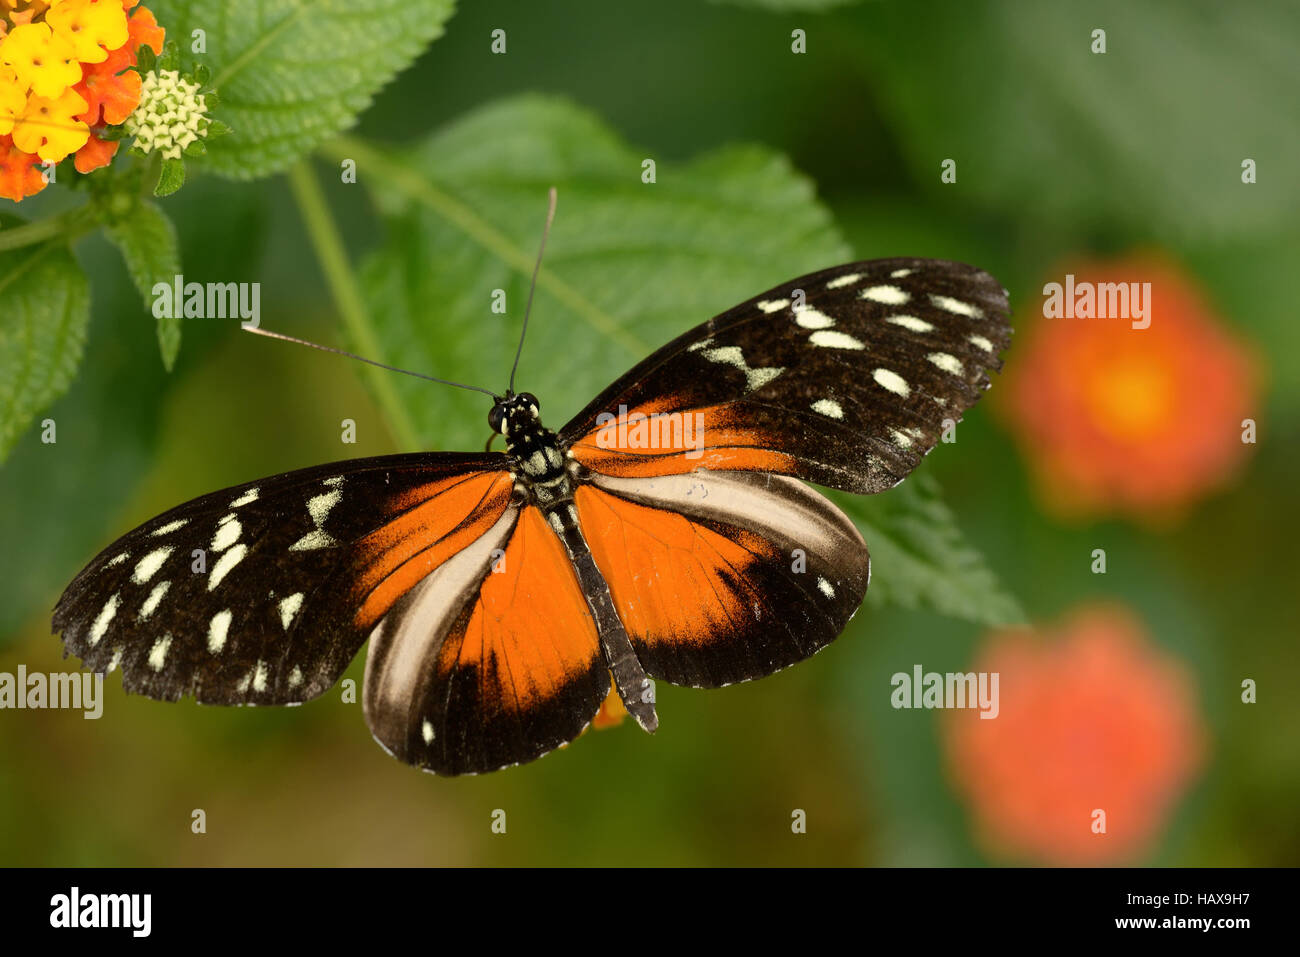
[73, 125, 115, 171]
[943, 605, 1206, 865]
[124, 1, 163, 56]
[1000, 255, 1259, 521]
[73, 41, 138, 124]
[0, 131, 45, 200]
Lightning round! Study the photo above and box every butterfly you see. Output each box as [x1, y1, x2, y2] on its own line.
[52, 195, 1011, 775]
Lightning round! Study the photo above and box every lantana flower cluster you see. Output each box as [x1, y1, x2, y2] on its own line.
[0, 0, 163, 201]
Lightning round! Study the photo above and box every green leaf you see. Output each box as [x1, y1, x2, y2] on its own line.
[837, 475, 1025, 627]
[134, 42, 156, 73]
[154, 157, 186, 197]
[856, 0, 1300, 239]
[148, 0, 458, 179]
[0, 221, 91, 463]
[338, 93, 1018, 625]
[104, 200, 183, 369]
[0, 176, 268, 644]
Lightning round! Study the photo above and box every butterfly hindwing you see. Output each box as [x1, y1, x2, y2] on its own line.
[574, 470, 869, 687]
[364, 506, 608, 775]
[562, 257, 1012, 494]
[53, 453, 514, 707]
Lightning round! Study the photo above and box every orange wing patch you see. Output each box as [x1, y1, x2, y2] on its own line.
[353, 470, 515, 630]
[569, 399, 797, 478]
[434, 506, 602, 717]
[574, 484, 780, 657]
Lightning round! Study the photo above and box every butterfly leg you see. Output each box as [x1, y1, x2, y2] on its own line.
[545, 502, 659, 733]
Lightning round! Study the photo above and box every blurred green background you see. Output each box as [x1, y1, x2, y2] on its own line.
[1, 0, 1297, 865]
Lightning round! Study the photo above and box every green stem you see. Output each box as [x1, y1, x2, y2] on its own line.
[0, 208, 92, 253]
[287, 160, 421, 450]
[320, 134, 647, 356]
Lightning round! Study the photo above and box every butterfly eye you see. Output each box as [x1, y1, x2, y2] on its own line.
[488, 404, 506, 434]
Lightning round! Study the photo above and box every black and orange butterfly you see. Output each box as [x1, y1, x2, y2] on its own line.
[53, 195, 1012, 775]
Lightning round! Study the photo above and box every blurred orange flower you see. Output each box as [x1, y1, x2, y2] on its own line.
[592, 683, 629, 730]
[1000, 256, 1258, 521]
[943, 605, 1206, 865]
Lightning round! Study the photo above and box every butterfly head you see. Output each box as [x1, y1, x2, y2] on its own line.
[489, 391, 543, 440]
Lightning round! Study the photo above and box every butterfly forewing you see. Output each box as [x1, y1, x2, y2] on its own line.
[53, 453, 513, 706]
[562, 257, 1012, 494]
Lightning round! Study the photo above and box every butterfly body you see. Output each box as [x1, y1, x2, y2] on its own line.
[53, 256, 1012, 775]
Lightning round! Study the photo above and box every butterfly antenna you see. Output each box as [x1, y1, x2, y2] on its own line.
[243, 327, 499, 398]
[508, 186, 558, 394]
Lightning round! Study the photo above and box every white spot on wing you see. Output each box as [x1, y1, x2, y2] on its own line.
[886, 315, 934, 333]
[422, 720, 435, 744]
[826, 273, 862, 289]
[151, 519, 188, 536]
[817, 577, 835, 598]
[323, 476, 345, 488]
[700, 345, 783, 391]
[860, 285, 910, 305]
[290, 486, 343, 550]
[139, 580, 170, 620]
[809, 330, 864, 350]
[930, 294, 984, 318]
[106, 552, 128, 568]
[795, 307, 836, 329]
[891, 429, 914, 449]
[230, 488, 259, 508]
[131, 547, 173, 584]
[288, 666, 303, 688]
[278, 593, 304, 630]
[811, 399, 844, 420]
[890, 268, 913, 278]
[307, 489, 341, 526]
[89, 593, 120, 647]
[148, 634, 172, 672]
[290, 530, 337, 551]
[969, 334, 994, 352]
[928, 352, 964, 375]
[873, 368, 910, 397]
[252, 660, 268, 693]
[208, 610, 232, 653]
[756, 299, 789, 313]
[211, 517, 241, 552]
[208, 544, 248, 590]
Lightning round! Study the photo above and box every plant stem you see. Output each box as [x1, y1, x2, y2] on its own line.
[320, 134, 647, 356]
[286, 159, 421, 450]
[0, 208, 92, 253]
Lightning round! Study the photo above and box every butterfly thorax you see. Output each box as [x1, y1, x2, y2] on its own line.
[492, 391, 577, 507]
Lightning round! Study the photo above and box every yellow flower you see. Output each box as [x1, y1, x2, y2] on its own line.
[45, 0, 128, 65]
[0, 22, 80, 98]
[0, 65, 25, 135]
[11, 84, 87, 161]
